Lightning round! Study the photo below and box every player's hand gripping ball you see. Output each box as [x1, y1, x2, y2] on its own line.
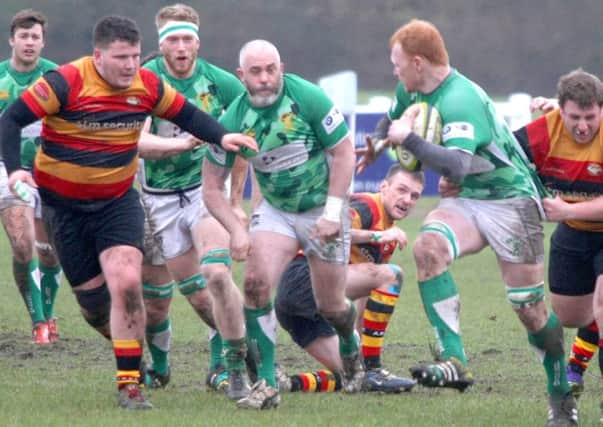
[395, 102, 442, 171]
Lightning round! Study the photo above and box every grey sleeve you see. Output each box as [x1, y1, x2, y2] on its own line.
[372, 115, 391, 140]
[403, 132, 472, 183]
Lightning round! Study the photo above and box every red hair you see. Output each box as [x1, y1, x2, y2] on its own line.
[390, 19, 449, 66]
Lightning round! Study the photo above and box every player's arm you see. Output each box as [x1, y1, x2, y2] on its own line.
[355, 116, 393, 175]
[151, 77, 257, 153]
[544, 195, 603, 222]
[167, 100, 256, 153]
[202, 157, 249, 260]
[229, 156, 249, 226]
[351, 226, 408, 249]
[388, 105, 472, 183]
[138, 131, 204, 159]
[0, 98, 39, 173]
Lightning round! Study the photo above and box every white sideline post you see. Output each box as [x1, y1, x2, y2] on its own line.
[318, 70, 358, 191]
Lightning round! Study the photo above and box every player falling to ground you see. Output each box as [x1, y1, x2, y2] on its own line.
[275, 165, 422, 394]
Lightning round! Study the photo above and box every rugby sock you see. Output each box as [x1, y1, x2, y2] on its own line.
[39, 263, 62, 320]
[245, 304, 277, 387]
[224, 337, 247, 372]
[146, 318, 171, 376]
[418, 271, 467, 364]
[362, 286, 400, 370]
[290, 370, 342, 392]
[209, 328, 225, 369]
[114, 339, 143, 389]
[528, 313, 570, 397]
[331, 300, 359, 356]
[27, 259, 46, 324]
[13, 260, 36, 322]
[568, 322, 598, 374]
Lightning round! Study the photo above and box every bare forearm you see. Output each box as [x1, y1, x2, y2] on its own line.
[230, 156, 248, 207]
[327, 137, 355, 198]
[566, 196, 603, 221]
[138, 131, 197, 159]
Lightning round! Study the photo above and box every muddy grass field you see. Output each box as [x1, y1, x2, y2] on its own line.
[1, 199, 602, 426]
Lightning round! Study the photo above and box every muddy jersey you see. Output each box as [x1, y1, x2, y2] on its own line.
[515, 109, 603, 232]
[140, 57, 244, 191]
[206, 73, 349, 212]
[388, 70, 545, 201]
[349, 193, 396, 264]
[0, 58, 57, 170]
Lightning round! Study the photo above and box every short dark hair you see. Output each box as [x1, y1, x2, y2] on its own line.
[93, 15, 141, 49]
[557, 68, 603, 108]
[385, 164, 425, 185]
[10, 9, 47, 38]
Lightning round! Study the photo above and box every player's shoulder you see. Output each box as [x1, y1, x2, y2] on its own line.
[38, 57, 58, 72]
[197, 57, 232, 77]
[142, 56, 162, 74]
[436, 70, 489, 117]
[350, 192, 381, 213]
[0, 59, 9, 74]
[284, 73, 322, 95]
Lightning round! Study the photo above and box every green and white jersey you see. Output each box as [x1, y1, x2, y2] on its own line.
[388, 70, 545, 200]
[206, 73, 349, 213]
[140, 57, 244, 191]
[0, 58, 57, 170]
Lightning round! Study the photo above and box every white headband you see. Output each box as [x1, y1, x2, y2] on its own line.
[158, 21, 199, 44]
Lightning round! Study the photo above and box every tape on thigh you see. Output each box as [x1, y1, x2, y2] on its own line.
[178, 272, 206, 296]
[419, 220, 459, 260]
[143, 281, 174, 300]
[200, 248, 232, 266]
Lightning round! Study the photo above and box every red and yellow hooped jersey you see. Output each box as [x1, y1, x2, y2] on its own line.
[516, 110, 603, 232]
[21, 56, 184, 210]
[349, 193, 395, 264]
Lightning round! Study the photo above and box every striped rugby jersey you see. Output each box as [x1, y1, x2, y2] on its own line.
[349, 193, 396, 264]
[515, 109, 603, 232]
[21, 56, 185, 211]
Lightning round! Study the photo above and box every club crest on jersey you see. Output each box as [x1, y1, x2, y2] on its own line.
[0, 90, 9, 100]
[33, 82, 50, 101]
[321, 106, 344, 135]
[126, 96, 141, 106]
[587, 163, 603, 176]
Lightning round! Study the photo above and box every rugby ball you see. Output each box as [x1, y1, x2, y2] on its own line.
[395, 102, 442, 171]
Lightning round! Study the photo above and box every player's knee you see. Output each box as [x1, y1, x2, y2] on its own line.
[177, 273, 206, 297]
[10, 239, 34, 263]
[244, 274, 271, 306]
[35, 241, 57, 264]
[143, 282, 173, 322]
[413, 234, 449, 271]
[506, 282, 545, 311]
[385, 263, 403, 291]
[414, 221, 459, 269]
[75, 283, 111, 328]
[200, 249, 232, 288]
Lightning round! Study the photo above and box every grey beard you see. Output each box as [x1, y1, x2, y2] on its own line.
[248, 79, 284, 107]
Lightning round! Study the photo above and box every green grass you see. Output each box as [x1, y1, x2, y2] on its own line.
[0, 197, 600, 426]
